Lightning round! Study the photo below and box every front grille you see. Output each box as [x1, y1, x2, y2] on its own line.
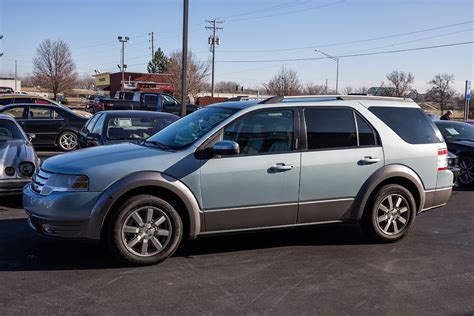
[31, 168, 52, 193]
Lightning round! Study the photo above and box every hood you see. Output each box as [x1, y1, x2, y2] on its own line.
[450, 139, 474, 147]
[41, 142, 189, 191]
[0, 139, 37, 178]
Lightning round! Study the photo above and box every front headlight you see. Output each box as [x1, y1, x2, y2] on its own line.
[41, 174, 89, 195]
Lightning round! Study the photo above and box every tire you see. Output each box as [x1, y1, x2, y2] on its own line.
[57, 131, 78, 151]
[362, 184, 416, 243]
[106, 194, 183, 265]
[458, 156, 474, 186]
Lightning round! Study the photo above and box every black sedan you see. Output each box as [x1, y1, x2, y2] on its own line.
[78, 110, 179, 148]
[0, 103, 88, 151]
[0, 114, 39, 194]
[435, 120, 474, 186]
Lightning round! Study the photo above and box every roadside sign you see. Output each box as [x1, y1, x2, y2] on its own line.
[466, 80, 471, 101]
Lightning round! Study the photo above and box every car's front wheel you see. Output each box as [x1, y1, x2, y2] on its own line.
[107, 195, 183, 265]
[362, 184, 416, 243]
[458, 156, 474, 186]
[57, 131, 78, 151]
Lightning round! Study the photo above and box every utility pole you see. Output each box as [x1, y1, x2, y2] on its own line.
[0, 35, 3, 57]
[117, 36, 129, 91]
[149, 32, 155, 60]
[325, 78, 328, 94]
[206, 19, 223, 97]
[315, 49, 339, 94]
[14, 60, 17, 92]
[180, 0, 189, 116]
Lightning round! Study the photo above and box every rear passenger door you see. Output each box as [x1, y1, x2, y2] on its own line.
[24, 106, 64, 145]
[298, 107, 384, 223]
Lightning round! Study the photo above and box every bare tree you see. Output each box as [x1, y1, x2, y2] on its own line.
[263, 67, 302, 96]
[33, 39, 77, 98]
[215, 81, 240, 93]
[303, 83, 326, 95]
[355, 86, 368, 94]
[167, 50, 209, 101]
[343, 86, 354, 95]
[426, 73, 456, 114]
[76, 75, 95, 90]
[385, 70, 415, 97]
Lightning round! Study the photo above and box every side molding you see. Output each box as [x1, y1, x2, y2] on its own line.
[87, 171, 202, 240]
[351, 164, 426, 220]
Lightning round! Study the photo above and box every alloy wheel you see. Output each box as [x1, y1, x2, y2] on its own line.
[458, 157, 474, 185]
[376, 194, 410, 236]
[121, 206, 173, 257]
[59, 132, 78, 151]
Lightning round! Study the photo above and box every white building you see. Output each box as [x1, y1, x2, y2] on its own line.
[0, 78, 21, 92]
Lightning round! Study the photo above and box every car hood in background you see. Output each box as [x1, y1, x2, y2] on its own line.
[449, 139, 474, 147]
[72, 109, 93, 118]
[0, 139, 37, 178]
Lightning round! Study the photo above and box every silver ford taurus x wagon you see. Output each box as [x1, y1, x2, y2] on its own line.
[23, 95, 453, 265]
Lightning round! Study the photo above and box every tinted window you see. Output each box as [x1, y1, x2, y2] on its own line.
[305, 109, 357, 149]
[28, 106, 54, 119]
[0, 99, 14, 105]
[84, 114, 101, 133]
[92, 114, 106, 134]
[356, 114, 377, 146]
[369, 107, 442, 144]
[2, 106, 25, 118]
[106, 116, 176, 140]
[224, 109, 294, 155]
[0, 120, 24, 140]
[435, 122, 474, 141]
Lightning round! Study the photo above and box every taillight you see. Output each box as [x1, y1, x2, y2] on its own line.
[437, 148, 448, 171]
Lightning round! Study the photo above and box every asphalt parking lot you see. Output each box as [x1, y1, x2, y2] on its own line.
[0, 149, 473, 314]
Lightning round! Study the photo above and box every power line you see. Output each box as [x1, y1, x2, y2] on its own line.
[217, 41, 474, 63]
[206, 19, 224, 97]
[219, 20, 474, 53]
[217, 0, 312, 20]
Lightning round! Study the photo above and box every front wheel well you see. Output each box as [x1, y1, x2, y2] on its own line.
[365, 177, 422, 214]
[100, 186, 191, 241]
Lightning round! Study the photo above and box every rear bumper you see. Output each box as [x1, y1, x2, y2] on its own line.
[420, 186, 452, 213]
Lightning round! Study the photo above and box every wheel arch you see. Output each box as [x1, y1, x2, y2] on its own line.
[352, 164, 425, 220]
[88, 171, 202, 241]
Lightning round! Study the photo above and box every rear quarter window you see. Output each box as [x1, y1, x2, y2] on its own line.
[369, 106, 442, 144]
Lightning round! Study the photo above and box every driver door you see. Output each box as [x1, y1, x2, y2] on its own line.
[199, 108, 301, 232]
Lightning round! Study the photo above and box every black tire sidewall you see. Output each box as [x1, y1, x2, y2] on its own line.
[107, 195, 183, 265]
[365, 184, 416, 242]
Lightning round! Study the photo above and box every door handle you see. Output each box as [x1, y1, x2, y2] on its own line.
[269, 163, 294, 172]
[359, 156, 381, 165]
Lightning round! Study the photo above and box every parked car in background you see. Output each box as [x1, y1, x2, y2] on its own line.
[0, 114, 39, 194]
[435, 120, 474, 186]
[94, 92, 200, 115]
[78, 110, 179, 148]
[0, 87, 15, 94]
[84, 94, 108, 113]
[24, 95, 453, 265]
[0, 103, 88, 151]
[447, 152, 460, 186]
[0, 94, 92, 118]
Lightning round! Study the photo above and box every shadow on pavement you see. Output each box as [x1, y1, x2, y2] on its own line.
[0, 215, 369, 272]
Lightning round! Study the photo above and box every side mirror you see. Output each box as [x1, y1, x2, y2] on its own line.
[211, 140, 239, 156]
[27, 133, 36, 142]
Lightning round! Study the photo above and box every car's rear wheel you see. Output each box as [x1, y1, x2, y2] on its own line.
[57, 131, 78, 151]
[107, 195, 182, 265]
[362, 184, 416, 243]
[458, 156, 474, 186]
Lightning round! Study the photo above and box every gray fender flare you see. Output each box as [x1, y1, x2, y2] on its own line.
[86, 171, 202, 240]
[351, 164, 426, 220]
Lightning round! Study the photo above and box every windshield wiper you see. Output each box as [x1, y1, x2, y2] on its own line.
[143, 140, 171, 150]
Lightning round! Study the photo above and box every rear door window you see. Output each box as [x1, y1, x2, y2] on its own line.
[369, 107, 442, 144]
[2, 106, 26, 118]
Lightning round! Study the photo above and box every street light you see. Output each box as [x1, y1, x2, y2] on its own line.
[118, 36, 130, 91]
[315, 49, 339, 94]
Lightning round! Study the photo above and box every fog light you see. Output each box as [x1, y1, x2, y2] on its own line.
[19, 162, 35, 177]
[42, 224, 53, 233]
[4, 166, 15, 176]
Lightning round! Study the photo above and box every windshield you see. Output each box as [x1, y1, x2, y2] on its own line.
[146, 107, 238, 149]
[436, 122, 474, 141]
[0, 120, 24, 141]
[107, 116, 177, 140]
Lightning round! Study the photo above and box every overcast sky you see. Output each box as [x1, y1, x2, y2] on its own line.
[0, 0, 473, 93]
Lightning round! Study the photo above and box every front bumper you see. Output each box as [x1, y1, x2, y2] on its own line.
[0, 179, 31, 194]
[23, 183, 103, 239]
[450, 167, 460, 186]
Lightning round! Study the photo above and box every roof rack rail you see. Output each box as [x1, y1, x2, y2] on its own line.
[259, 95, 413, 104]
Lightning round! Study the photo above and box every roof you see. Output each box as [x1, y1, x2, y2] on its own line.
[100, 110, 179, 119]
[132, 73, 172, 84]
